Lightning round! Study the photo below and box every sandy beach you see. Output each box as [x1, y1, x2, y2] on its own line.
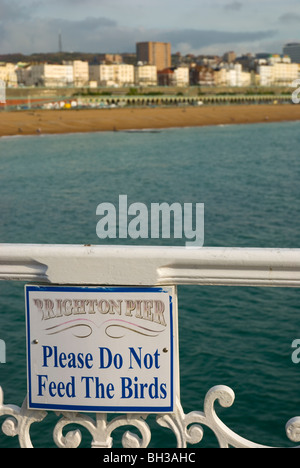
[0, 104, 300, 137]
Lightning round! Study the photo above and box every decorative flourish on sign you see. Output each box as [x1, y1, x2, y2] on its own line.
[43, 317, 165, 340]
[44, 318, 95, 339]
[103, 319, 165, 339]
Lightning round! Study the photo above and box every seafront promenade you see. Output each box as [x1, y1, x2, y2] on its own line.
[0, 84, 294, 111]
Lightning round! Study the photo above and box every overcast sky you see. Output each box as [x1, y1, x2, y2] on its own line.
[1, 0, 300, 56]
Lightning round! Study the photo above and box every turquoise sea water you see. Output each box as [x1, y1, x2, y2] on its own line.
[0, 121, 300, 447]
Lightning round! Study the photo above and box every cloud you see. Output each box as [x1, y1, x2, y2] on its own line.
[278, 12, 300, 24]
[0, 0, 37, 21]
[0, 8, 278, 55]
[0, 16, 123, 53]
[223, 1, 243, 11]
[48, 0, 110, 4]
[158, 28, 277, 51]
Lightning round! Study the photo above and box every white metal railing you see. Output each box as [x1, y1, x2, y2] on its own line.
[1, 244, 300, 287]
[1, 243, 300, 448]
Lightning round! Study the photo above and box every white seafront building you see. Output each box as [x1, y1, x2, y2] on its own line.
[89, 64, 135, 87]
[226, 64, 251, 87]
[0, 63, 18, 87]
[157, 66, 190, 87]
[214, 64, 251, 87]
[64, 60, 89, 87]
[27, 63, 74, 87]
[134, 64, 157, 86]
[14, 61, 89, 88]
[173, 66, 190, 87]
[258, 58, 299, 86]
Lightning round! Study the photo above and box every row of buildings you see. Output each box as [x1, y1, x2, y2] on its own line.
[1, 41, 300, 89]
[0, 61, 190, 88]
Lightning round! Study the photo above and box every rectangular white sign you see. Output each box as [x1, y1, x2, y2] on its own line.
[25, 285, 178, 413]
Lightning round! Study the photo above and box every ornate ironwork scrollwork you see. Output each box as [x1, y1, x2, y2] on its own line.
[1, 385, 299, 448]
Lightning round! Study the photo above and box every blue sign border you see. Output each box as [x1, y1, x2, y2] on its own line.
[25, 285, 175, 413]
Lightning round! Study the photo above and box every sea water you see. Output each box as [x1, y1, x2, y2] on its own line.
[0, 121, 300, 447]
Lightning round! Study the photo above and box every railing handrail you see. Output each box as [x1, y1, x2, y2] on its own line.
[0, 243, 299, 287]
